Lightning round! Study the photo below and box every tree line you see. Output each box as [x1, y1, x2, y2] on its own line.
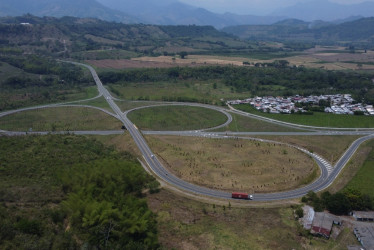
[0, 55, 89, 87]
[100, 65, 374, 104]
[302, 189, 373, 215]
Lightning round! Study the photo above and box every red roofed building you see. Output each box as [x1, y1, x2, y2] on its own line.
[310, 212, 340, 238]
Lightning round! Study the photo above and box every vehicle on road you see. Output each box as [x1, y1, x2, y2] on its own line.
[232, 192, 253, 200]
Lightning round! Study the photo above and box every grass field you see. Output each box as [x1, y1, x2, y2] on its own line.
[146, 135, 318, 193]
[255, 135, 360, 165]
[235, 104, 374, 128]
[108, 80, 250, 105]
[213, 113, 305, 132]
[72, 49, 140, 60]
[115, 100, 165, 112]
[78, 96, 113, 111]
[326, 141, 372, 195]
[344, 140, 374, 198]
[148, 189, 357, 249]
[127, 105, 228, 131]
[0, 106, 122, 131]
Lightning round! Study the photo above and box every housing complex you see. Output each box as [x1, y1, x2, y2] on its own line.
[228, 94, 374, 116]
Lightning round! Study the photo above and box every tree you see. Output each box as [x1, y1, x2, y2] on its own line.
[321, 191, 332, 207]
[179, 51, 188, 59]
[326, 193, 351, 215]
[295, 207, 304, 218]
[61, 159, 159, 249]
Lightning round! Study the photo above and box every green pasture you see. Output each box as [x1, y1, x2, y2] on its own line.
[0, 106, 122, 132]
[127, 105, 228, 131]
[234, 104, 374, 128]
[109, 80, 251, 105]
[345, 140, 374, 198]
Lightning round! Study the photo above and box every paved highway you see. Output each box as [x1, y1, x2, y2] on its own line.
[1, 61, 373, 202]
[73, 62, 374, 201]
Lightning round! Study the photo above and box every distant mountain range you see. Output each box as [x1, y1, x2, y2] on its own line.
[0, 0, 139, 23]
[272, 0, 374, 22]
[0, 0, 373, 28]
[222, 17, 374, 46]
[96, 0, 285, 28]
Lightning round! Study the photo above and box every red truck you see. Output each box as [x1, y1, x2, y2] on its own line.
[232, 192, 253, 200]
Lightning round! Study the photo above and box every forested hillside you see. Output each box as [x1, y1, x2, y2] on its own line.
[0, 56, 95, 111]
[222, 17, 374, 48]
[0, 135, 160, 249]
[0, 15, 250, 58]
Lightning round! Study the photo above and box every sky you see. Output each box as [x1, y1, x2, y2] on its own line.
[178, 0, 374, 15]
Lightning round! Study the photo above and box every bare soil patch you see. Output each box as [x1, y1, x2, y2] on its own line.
[88, 50, 374, 71]
[312, 51, 374, 63]
[86, 56, 215, 69]
[146, 135, 319, 193]
[136, 55, 246, 66]
[86, 59, 178, 69]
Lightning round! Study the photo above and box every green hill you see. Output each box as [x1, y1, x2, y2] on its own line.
[0, 15, 249, 58]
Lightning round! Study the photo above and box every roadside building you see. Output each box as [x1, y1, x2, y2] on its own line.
[310, 212, 342, 238]
[353, 211, 374, 222]
[311, 212, 335, 238]
[353, 226, 374, 249]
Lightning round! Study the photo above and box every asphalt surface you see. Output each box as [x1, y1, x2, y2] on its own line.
[1, 61, 374, 201]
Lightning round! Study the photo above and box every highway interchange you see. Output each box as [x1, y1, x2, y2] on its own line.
[1, 61, 374, 202]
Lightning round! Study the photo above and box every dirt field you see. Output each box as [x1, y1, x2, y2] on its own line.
[86, 59, 180, 69]
[87, 55, 250, 69]
[88, 49, 374, 71]
[135, 55, 250, 66]
[284, 46, 374, 70]
[86, 56, 222, 69]
[146, 135, 319, 193]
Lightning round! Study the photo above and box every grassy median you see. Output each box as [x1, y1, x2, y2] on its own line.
[0, 106, 122, 131]
[128, 105, 228, 131]
[147, 135, 319, 193]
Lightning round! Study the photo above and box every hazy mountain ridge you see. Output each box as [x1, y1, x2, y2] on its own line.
[0, 0, 139, 23]
[0, 0, 284, 28]
[0, 0, 373, 29]
[273, 0, 374, 21]
[222, 17, 374, 47]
